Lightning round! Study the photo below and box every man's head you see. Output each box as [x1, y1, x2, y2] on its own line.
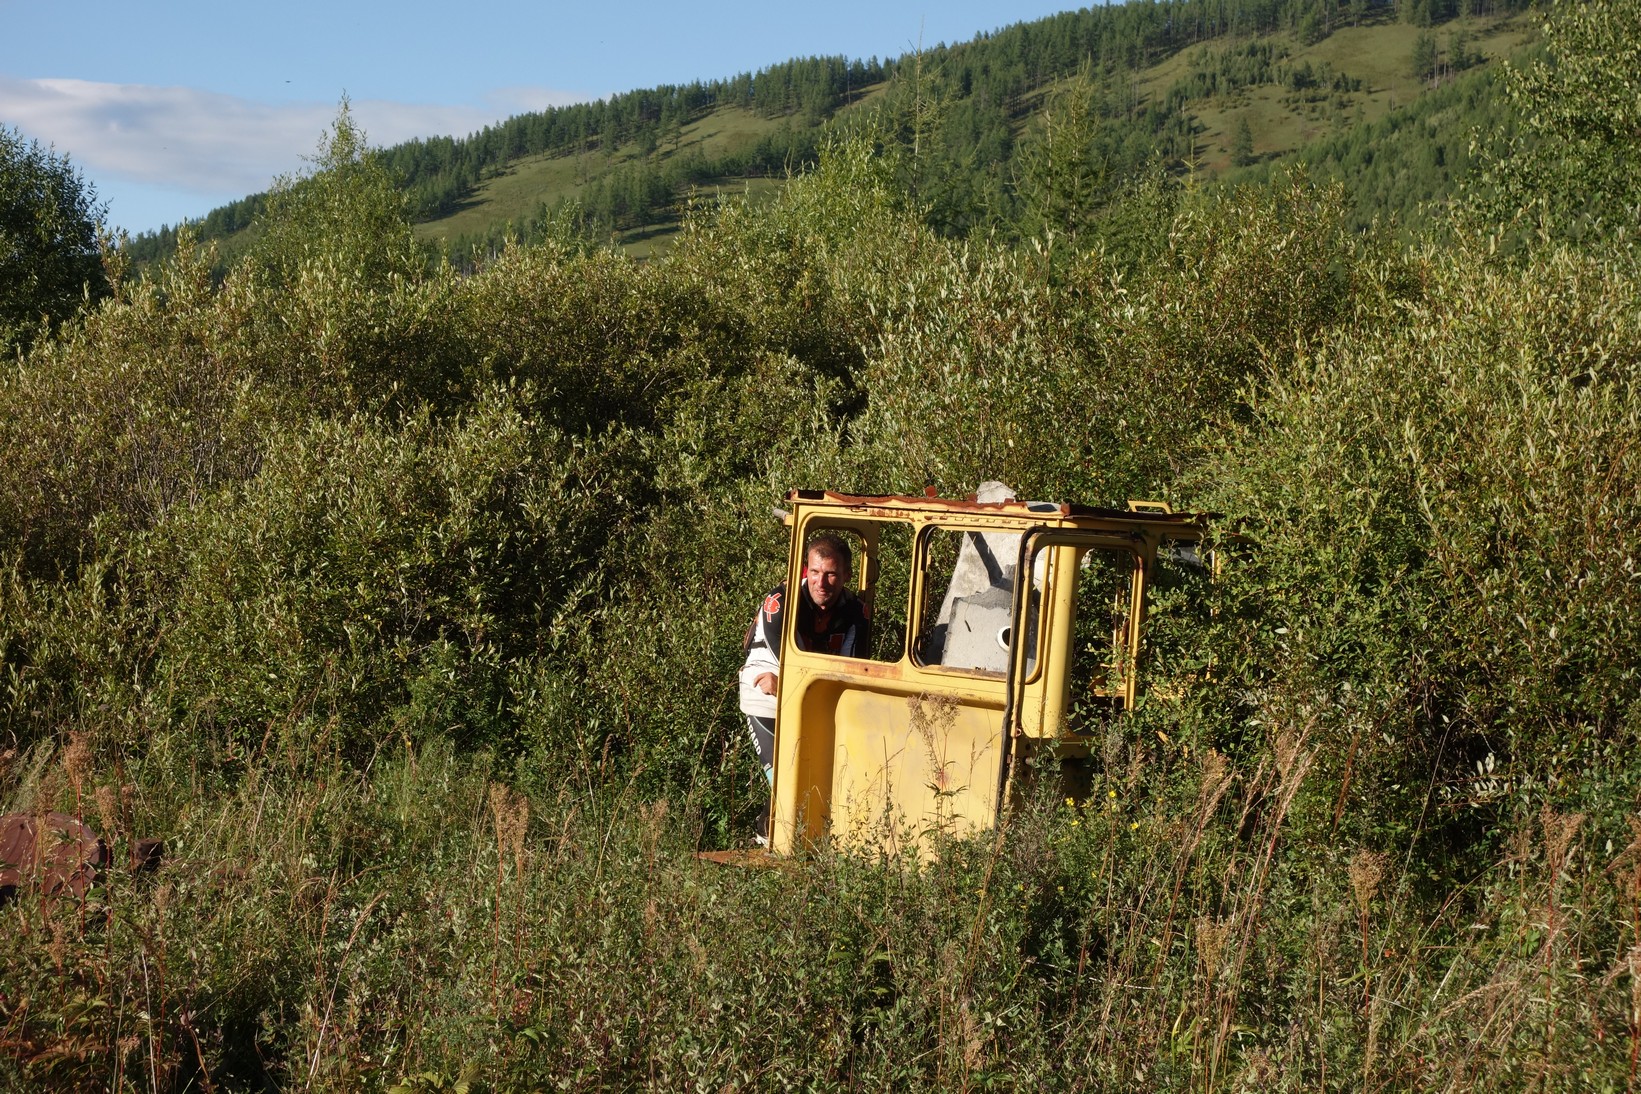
[804, 533, 853, 610]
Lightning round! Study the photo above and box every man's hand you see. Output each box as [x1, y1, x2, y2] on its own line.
[755, 672, 778, 695]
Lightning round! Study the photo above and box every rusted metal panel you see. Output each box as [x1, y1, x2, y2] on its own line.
[0, 811, 109, 905]
[694, 848, 786, 869]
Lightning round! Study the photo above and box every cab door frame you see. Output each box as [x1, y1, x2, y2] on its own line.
[998, 528, 1152, 809]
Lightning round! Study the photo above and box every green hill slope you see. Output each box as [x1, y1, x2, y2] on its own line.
[125, 0, 1536, 267]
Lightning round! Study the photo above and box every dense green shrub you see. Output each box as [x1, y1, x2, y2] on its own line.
[1204, 245, 1641, 866]
[0, 235, 265, 576]
[847, 170, 1417, 505]
[137, 388, 646, 762]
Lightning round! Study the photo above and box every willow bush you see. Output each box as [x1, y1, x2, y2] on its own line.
[842, 170, 1419, 507]
[1204, 245, 1641, 851]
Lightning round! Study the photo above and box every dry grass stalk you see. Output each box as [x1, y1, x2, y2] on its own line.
[1148, 751, 1237, 997]
[686, 933, 707, 974]
[47, 915, 69, 973]
[1364, 983, 1385, 1089]
[1350, 848, 1390, 1025]
[32, 770, 59, 819]
[95, 784, 119, 836]
[1101, 720, 1125, 773]
[958, 998, 986, 1075]
[642, 797, 668, 868]
[1541, 806, 1585, 878]
[1198, 749, 1228, 817]
[489, 783, 530, 876]
[1207, 722, 1313, 1080]
[1196, 917, 1229, 978]
[1350, 849, 1388, 916]
[909, 692, 960, 794]
[1626, 946, 1641, 1065]
[488, 782, 530, 1008]
[1274, 727, 1302, 787]
[1125, 731, 1148, 790]
[62, 731, 92, 798]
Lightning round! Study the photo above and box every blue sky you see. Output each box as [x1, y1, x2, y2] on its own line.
[2, 0, 1084, 236]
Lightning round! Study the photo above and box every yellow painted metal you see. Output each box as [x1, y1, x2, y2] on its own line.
[767, 490, 1212, 856]
[775, 672, 1006, 855]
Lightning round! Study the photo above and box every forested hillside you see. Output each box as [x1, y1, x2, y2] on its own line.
[126, 0, 1534, 269]
[3, 0, 1640, 1088]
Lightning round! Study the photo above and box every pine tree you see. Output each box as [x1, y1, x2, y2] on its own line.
[1232, 116, 1257, 166]
[1410, 33, 1439, 84]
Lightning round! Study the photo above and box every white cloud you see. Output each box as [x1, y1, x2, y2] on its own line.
[0, 76, 587, 201]
[485, 85, 595, 116]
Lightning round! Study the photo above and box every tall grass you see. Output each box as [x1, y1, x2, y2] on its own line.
[6, 715, 1639, 1090]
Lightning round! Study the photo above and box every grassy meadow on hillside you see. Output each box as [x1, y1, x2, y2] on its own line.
[414, 106, 796, 250]
[125, 0, 1539, 266]
[3, 0, 1641, 1089]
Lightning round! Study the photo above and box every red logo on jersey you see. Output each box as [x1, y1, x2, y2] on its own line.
[762, 591, 783, 619]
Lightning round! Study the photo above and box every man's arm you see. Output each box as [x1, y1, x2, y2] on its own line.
[738, 584, 785, 717]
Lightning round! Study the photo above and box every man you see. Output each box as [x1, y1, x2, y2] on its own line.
[738, 533, 871, 798]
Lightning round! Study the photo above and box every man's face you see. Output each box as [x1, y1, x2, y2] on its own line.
[804, 550, 850, 610]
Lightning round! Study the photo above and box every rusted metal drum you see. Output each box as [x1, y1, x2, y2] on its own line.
[0, 811, 109, 905]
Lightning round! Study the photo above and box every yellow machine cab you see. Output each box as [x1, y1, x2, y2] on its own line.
[768, 485, 1218, 856]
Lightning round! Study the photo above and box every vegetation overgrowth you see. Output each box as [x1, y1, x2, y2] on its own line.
[3, 0, 1640, 1087]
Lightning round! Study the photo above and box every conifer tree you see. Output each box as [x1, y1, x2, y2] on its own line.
[1232, 116, 1257, 166]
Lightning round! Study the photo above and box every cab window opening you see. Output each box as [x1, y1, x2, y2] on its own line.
[1052, 544, 1140, 735]
[914, 525, 1039, 677]
[799, 522, 910, 665]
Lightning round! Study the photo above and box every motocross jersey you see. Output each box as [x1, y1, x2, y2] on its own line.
[744, 580, 871, 661]
[739, 579, 871, 719]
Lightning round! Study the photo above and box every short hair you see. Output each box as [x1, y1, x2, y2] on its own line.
[805, 532, 853, 576]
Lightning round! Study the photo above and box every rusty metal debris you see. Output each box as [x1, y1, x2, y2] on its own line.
[131, 836, 164, 873]
[694, 848, 785, 869]
[0, 811, 110, 905]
